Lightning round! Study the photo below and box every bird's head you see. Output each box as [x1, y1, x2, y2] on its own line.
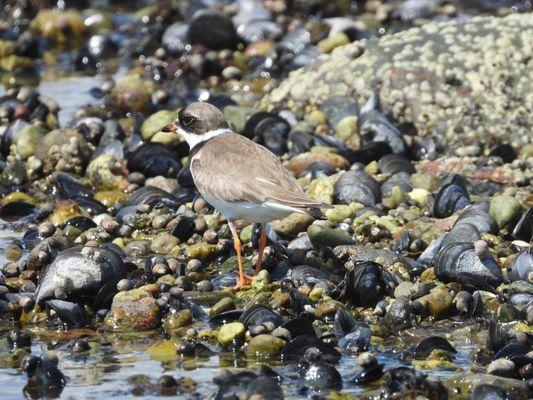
[162, 102, 230, 150]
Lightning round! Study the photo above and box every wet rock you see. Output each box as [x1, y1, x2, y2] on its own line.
[141, 110, 178, 143]
[30, 9, 85, 44]
[217, 322, 246, 347]
[106, 74, 154, 114]
[307, 224, 354, 249]
[188, 9, 237, 50]
[487, 358, 517, 379]
[104, 285, 160, 331]
[384, 296, 411, 330]
[245, 334, 285, 358]
[151, 232, 180, 255]
[22, 354, 66, 399]
[489, 194, 522, 229]
[163, 309, 193, 330]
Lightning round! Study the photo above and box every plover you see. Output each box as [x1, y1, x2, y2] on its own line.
[163, 102, 328, 288]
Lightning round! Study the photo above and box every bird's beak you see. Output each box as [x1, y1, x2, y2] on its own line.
[162, 122, 178, 133]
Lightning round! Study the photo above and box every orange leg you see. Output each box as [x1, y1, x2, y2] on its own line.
[228, 221, 252, 289]
[256, 223, 267, 274]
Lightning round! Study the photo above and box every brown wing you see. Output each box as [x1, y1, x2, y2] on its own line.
[191, 133, 326, 209]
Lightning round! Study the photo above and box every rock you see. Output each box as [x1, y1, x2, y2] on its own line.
[317, 32, 350, 53]
[487, 358, 516, 379]
[11, 124, 47, 160]
[261, 14, 533, 149]
[270, 212, 314, 238]
[106, 74, 154, 114]
[86, 154, 126, 190]
[151, 232, 180, 254]
[209, 297, 236, 317]
[306, 178, 335, 204]
[217, 322, 246, 347]
[224, 106, 258, 134]
[141, 110, 178, 142]
[489, 194, 522, 229]
[394, 281, 414, 299]
[245, 334, 285, 358]
[307, 224, 355, 249]
[105, 286, 160, 331]
[288, 149, 349, 175]
[163, 309, 193, 330]
[417, 286, 454, 319]
[384, 296, 411, 330]
[325, 205, 354, 222]
[188, 9, 237, 50]
[30, 9, 85, 44]
[161, 22, 188, 54]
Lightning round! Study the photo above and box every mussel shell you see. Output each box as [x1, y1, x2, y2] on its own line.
[353, 363, 384, 385]
[338, 323, 372, 352]
[413, 336, 456, 359]
[300, 361, 342, 391]
[281, 317, 316, 339]
[244, 112, 290, 155]
[488, 144, 516, 163]
[333, 308, 357, 338]
[281, 334, 341, 361]
[512, 208, 532, 242]
[128, 186, 181, 209]
[433, 176, 470, 218]
[454, 203, 498, 234]
[290, 288, 310, 316]
[0, 201, 35, 221]
[170, 215, 196, 242]
[378, 154, 415, 175]
[71, 195, 107, 215]
[286, 265, 333, 286]
[472, 384, 507, 400]
[442, 223, 481, 246]
[507, 250, 533, 282]
[434, 242, 503, 290]
[92, 279, 120, 311]
[52, 172, 93, 200]
[22, 227, 42, 250]
[35, 246, 129, 304]
[209, 309, 244, 325]
[46, 299, 88, 328]
[238, 304, 283, 328]
[381, 172, 412, 198]
[127, 142, 181, 178]
[340, 261, 386, 308]
[493, 340, 530, 360]
[334, 170, 381, 206]
[63, 216, 97, 232]
[359, 109, 406, 154]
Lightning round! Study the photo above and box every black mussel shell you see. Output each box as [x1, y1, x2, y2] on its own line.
[512, 208, 532, 242]
[433, 175, 470, 218]
[343, 142, 393, 165]
[286, 265, 333, 286]
[209, 309, 244, 325]
[281, 334, 341, 361]
[434, 242, 503, 290]
[244, 112, 290, 155]
[93, 279, 120, 311]
[378, 154, 415, 175]
[507, 249, 533, 282]
[454, 202, 499, 234]
[381, 172, 412, 198]
[46, 299, 88, 328]
[340, 261, 388, 308]
[170, 215, 196, 242]
[281, 318, 316, 338]
[177, 164, 195, 188]
[338, 323, 372, 352]
[358, 106, 406, 155]
[472, 384, 507, 400]
[393, 231, 412, 253]
[487, 320, 508, 354]
[353, 363, 384, 385]
[333, 308, 357, 338]
[334, 170, 381, 206]
[63, 216, 97, 232]
[488, 144, 516, 163]
[238, 304, 283, 328]
[442, 223, 480, 246]
[52, 172, 93, 200]
[384, 367, 448, 400]
[22, 228, 40, 250]
[493, 340, 530, 361]
[0, 201, 35, 221]
[290, 288, 311, 316]
[127, 143, 181, 178]
[71, 195, 107, 215]
[413, 336, 457, 359]
[288, 130, 314, 156]
[128, 186, 181, 209]
[300, 360, 342, 391]
[7, 330, 32, 350]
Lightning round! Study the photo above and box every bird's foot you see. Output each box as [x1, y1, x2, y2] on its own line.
[232, 275, 253, 290]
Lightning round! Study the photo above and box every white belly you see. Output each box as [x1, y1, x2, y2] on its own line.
[203, 195, 300, 223]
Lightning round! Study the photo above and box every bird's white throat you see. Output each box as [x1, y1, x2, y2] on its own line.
[178, 127, 232, 149]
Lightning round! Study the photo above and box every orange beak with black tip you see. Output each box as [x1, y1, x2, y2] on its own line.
[161, 122, 178, 133]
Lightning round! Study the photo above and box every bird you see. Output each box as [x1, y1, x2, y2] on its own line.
[163, 102, 328, 289]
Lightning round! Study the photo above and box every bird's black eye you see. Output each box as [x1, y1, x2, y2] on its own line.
[181, 115, 195, 127]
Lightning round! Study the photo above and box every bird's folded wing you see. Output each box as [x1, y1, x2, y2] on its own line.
[190, 133, 327, 209]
